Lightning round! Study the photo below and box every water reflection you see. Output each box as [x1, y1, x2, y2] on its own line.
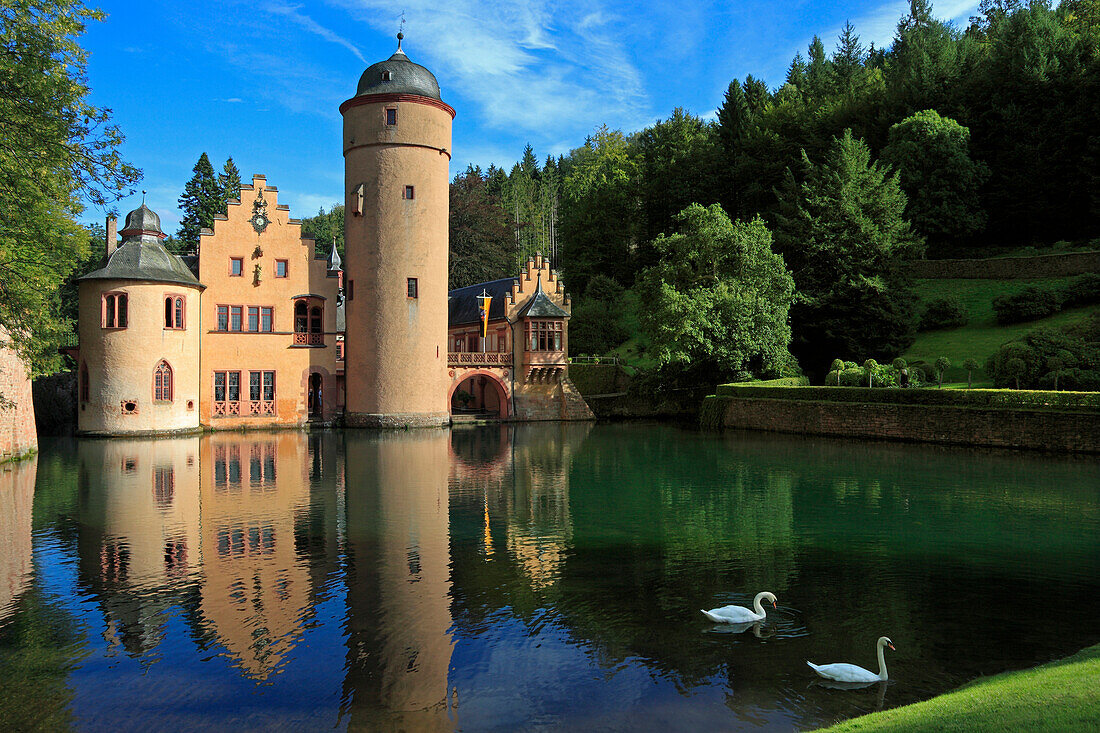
[0, 425, 1096, 731]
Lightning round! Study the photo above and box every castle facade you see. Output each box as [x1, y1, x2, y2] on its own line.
[74, 39, 591, 436]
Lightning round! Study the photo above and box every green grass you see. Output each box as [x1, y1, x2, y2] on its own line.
[818, 642, 1100, 732]
[905, 278, 1100, 383]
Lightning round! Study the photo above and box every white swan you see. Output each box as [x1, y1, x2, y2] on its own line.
[700, 591, 777, 624]
[807, 636, 895, 683]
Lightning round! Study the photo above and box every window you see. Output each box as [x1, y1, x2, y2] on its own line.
[80, 362, 89, 402]
[386, 107, 397, 125]
[230, 306, 242, 332]
[261, 307, 273, 332]
[247, 370, 276, 415]
[404, 185, 415, 200]
[154, 361, 173, 402]
[497, 328, 508, 353]
[248, 306, 259, 332]
[102, 292, 127, 328]
[217, 305, 229, 331]
[230, 257, 243, 276]
[213, 370, 241, 416]
[381, 70, 392, 81]
[294, 300, 323, 345]
[275, 260, 288, 278]
[164, 296, 185, 329]
[407, 278, 418, 298]
[526, 320, 563, 352]
[336, 340, 344, 360]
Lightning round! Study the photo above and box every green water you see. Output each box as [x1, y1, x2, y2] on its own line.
[1, 424, 1097, 730]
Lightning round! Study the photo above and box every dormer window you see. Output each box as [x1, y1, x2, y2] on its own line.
[381, 70, 392, 81]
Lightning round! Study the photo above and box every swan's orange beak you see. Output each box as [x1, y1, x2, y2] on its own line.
[888, 643, 896, 651]
[772, 601, 777, 609]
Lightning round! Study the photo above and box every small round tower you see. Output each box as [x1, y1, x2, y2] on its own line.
[77, 204, 203, 435]
[341, 34, 454, 428]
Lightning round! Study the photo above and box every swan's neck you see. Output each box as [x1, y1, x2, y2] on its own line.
[877, 642, 889, 681]
[752, 593, 765, 616]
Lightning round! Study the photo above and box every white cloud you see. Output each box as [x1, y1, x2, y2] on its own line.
[266, 1, 367, 63]
[330, 0, 650, 134]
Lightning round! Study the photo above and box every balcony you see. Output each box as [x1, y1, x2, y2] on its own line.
[448, 352, 509, 367]
[293, 332, 324, 346]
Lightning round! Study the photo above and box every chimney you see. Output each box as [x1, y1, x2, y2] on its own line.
[106, 216, 118, 258]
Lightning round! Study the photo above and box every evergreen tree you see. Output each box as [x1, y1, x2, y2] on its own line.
[806, 35, 835, 98]
[716, 79, 750, 217]
[218, 157, 242, 212]
[449, 169, 514, 289]
[785, 54, 808, 90]
[832, 21, 867, 93]
[177, 153, 220, 245]
[300, 204, 344, 257]
[742, 75, 772, 114]
[774, 130, 923, 373]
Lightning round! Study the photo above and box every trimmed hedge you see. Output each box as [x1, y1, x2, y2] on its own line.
[711, 384, 1100, 411]
[728, 376, 810, 387]
[992, 272, 1100, 324]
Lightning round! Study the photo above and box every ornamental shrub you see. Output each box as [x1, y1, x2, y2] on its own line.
[992, 286, 1062, 324]
[1058, 272, 1100, 308]
[919, 296, 968, 330]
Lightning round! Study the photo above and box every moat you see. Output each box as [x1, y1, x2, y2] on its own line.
[1, 424, 1097, 731]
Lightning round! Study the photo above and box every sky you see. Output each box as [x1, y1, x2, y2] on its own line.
[80, 0, 981, 233]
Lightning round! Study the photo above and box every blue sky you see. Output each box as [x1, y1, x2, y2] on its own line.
[81, 1, 980, 233]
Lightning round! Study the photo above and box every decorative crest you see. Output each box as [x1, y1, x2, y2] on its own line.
[250, 189, 270, 234]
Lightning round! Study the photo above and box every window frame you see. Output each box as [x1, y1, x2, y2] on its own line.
[153, 360, 173, 403]
[403, 185, 415, 200]
[229, 257, 244, 277]
[525, 319, 564, 352]
[385, 107, 397, 125]
[275, 259, 288, 278]
[164, 294, 185, 330]
[102, 291, 128, 329]
[407, 277, 418, 299]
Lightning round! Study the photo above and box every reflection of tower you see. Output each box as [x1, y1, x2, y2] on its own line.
[73, 437, 202, 654]
[341, 34, 454, 428]
[343, 430, 454, 728]
[0, 454, 36, 623]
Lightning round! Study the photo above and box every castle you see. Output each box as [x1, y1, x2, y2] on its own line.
[73, 37, 592, 436]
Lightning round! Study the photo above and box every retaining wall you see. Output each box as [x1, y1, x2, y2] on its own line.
[903, 251, 1100, 279]
[703, 394, 1100, 453]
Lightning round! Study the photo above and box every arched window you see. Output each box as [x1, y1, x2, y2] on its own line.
[310, 306, 322, 334]
[164, 296, 185, 329]
[154, 361, 173, 402]
[103, 292, 127, 328]
[294, 301, 308, 333]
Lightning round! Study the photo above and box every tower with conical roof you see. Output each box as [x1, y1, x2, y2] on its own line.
[76, 204, 204, 435]
[341, 34, 454, 428]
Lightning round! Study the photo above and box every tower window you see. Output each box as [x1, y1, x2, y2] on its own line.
[230, 257, 244, 276]
[386, 107, 397, 125]
[165, 296, 185, 329]
[404, 185, 415, 200]
[407, 278, 418, 299]
[102, 292, 128, 328]
[154, 361, 173, 402]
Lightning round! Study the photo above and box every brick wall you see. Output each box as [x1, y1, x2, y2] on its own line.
[0, 338, 37, 460]
[902, 251, 1100, 279]
[706, 395, 1100, 453]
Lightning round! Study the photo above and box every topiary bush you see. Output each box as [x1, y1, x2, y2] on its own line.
[992, 286, 1062, 324]
[919, 296, 968, 330]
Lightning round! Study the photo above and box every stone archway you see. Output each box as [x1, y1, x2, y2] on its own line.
[449, 370, 510, 419]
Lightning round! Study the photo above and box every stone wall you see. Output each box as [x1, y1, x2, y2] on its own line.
[0, 339, 37, 460]
[902, 251, 1100, 279]
[705, 395, 1100, 453]
[512, 378, 594, 421]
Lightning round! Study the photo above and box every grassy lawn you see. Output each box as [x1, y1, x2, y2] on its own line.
[818, 643, 1100, 732]
[905, 278, 1099, 383]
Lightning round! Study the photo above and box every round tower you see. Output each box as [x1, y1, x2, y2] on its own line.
[77, 204, 203, 435]
[341, 34, 454, 428]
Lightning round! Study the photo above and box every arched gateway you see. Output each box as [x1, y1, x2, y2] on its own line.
[448, 370, 510, 419]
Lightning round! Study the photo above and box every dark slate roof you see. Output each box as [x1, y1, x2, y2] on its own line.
[119, 203, 162, 235]
[354, 44, 442, 101]
[79, 241, 203, 288]
[448, 277, 517, 327]
[515, 277, 570, 319]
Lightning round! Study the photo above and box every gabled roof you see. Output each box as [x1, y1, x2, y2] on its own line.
[448, 277, 517, 327]
[515, 277, 569, 319]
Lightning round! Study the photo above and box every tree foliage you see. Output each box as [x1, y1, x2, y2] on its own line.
[448, 167, 515, 290]
[638, 204, 796, 384]
[300, 203, 344, 257]
[774, 130, 922, 372]
[0, 0, 140, 371]
[176, 152, 220, 246]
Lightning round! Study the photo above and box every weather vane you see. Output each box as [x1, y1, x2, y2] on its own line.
[398, 10, 406, 44]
